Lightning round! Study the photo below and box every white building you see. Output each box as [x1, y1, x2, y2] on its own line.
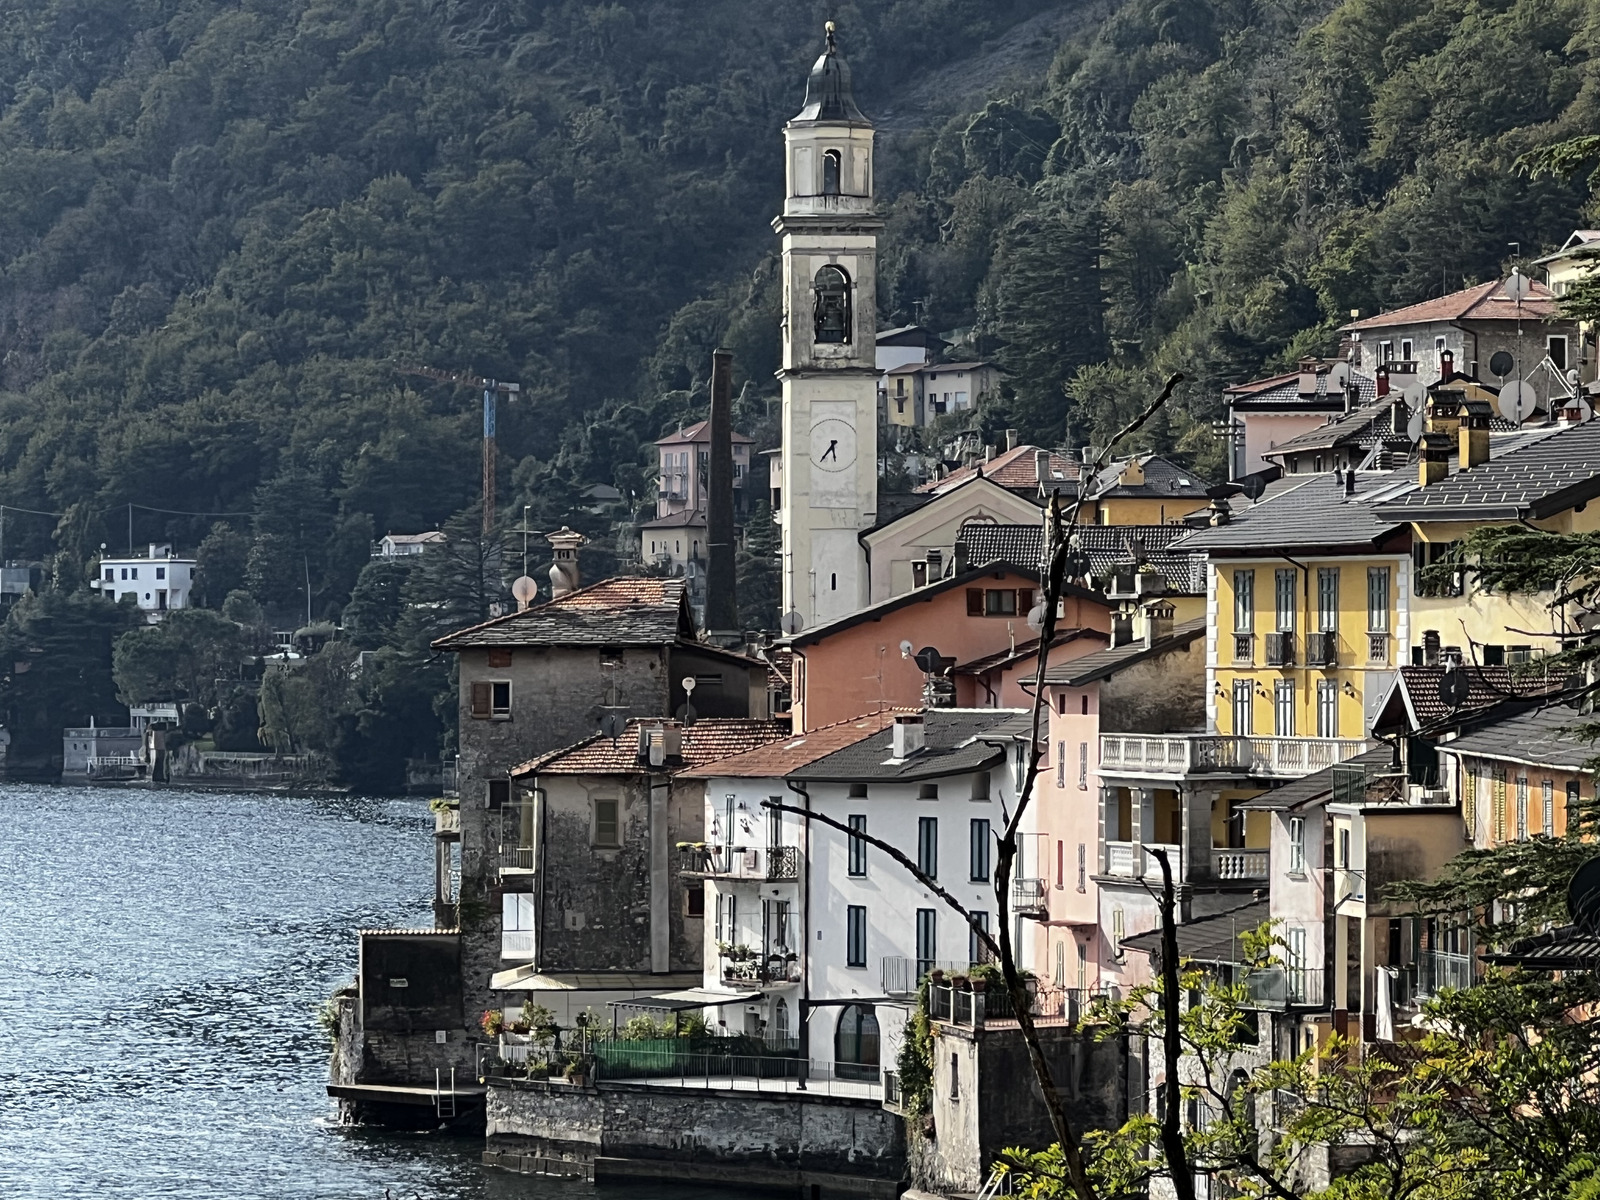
[92, 544, 195, 619]
[683, 708, 1038, 1086]
[374, 531, 445, 557]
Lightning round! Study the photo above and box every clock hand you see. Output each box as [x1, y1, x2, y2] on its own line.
[821, 439, 838, 461]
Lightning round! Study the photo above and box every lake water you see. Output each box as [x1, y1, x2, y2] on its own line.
[0, 786, 756, 1200]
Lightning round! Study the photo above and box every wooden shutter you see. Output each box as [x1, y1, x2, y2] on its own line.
[487, 647, 512, 668]
[1017, 588, 1035, 616]
[966, 588, 984, 616]
[470, 681, 491, 718]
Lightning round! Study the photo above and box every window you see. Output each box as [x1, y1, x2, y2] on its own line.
[1463, 765, 1479, 831]
[1111, 907, 1125, 960]
[1493, 766, 1507, 841]
[1077, 843, 1086, 892]
[1569, 781, 1580, 830]
[1055, 840, 1064, 888]
[1543, 780, 1555, 837]
[813, 265, 851, 344]
[104, 568, 113, 581]
[1413, 541, 1463, 597]
[916, 909, 937, 977]
[1317, 568, 1340, 632]
[1055, 743, 1065, 788]
[1274, 680, 1296, 737]
[834, 1004, 880, 1079]
[985, 588, 1018, 616]
[130, 567, 138, 580]
[1056, 693, 1066, 715]
[1400, 338, 1413, 361]
[155, 567, 165, 581]
[1077, 941, 1088, 992]
[822, 148, 841, 195]
[593, 797, 620, 847]
[918, 783, 939, 800]
[120, 568, 128, 580]
[1379, 339, 1393, 362]
[1549, 335, 1569, 372]
[1337, 827, 1350, 868]
[970, 771, 990, 801]
[1516, 777, 1529, 841]
[968, 910, 989, 965]
[1082, 695, 1090, 715]
[488, 647, 513, 668]
[774, 998, 789, 1041]
[1367, 567, 1390, 632]
[502, 892, 537, 954]
[1232, 679, 1255, 736]
[950, 1051, 961, 1101]
[846, 905, 867, 967]
[487, 779, 511, 810]
[847, 814, 867, 876]
[1233, 570, 1255, 633]
[686, 885, 705, 918]
[917, 817, 938, 879]
[1275, 569, 1296, 632]
[1435, 335, 1447, 356]
[1288, 816, 1305, 874]
[1317, 680, 1339, 738]
[969, 819, 991, 882]
[1078, 742, 1089, 789]
[1054, 941, 1066, 987]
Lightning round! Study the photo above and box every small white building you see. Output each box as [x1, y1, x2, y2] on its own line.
[374, 531, 445, 557]
[92, 544, 195, 619]
[684, 708, 1038, 1087]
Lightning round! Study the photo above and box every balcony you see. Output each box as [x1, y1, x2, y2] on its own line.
[719, 952, 801, 986]
[1367, 631, 1390, 664]
[1099, 734, 1373, 779]
[499, 844, 536, 874]
[1232, 633, 1254, 664]
[1244, 965, 1325, 1010]
[434, 806, 460, 838]
[1211, 848, 1269, 880]
[1103, 841, 1182, 879]
[1013, 877, 1048, 918]
[678, 843, 800, 883]
[1305, 631, 1338, 667]
[502, 930, 537, 960]
[1265, 631, 1295, 666]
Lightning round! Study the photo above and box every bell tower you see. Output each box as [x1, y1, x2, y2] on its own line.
[776, 23, 882, 633]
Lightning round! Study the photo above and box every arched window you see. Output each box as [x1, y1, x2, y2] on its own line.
[834, 1003, 880, 1080]
[822, 149, 842, 195]
[774, 998, 790, 1044]
[814, 265, 851, 345]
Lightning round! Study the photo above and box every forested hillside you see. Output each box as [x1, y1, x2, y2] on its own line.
[0, 0, 1596, 781]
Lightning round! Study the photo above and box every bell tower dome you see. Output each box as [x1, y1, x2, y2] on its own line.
[774, 23, 881, 635]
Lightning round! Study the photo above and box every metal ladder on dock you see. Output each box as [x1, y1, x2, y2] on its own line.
[435, 1067, 458, 1120]
[975, 1165, 1010, 1200]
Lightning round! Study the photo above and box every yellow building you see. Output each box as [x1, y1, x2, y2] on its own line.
[1081, 454, 1215, 526]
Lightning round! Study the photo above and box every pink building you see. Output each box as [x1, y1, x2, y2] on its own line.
[654, 420, 754, 519]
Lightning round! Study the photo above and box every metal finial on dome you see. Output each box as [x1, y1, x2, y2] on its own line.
[825, 20, 836, 52]
[794, 20, 869, 124]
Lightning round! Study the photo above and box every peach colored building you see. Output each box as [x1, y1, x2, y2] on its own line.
[788, 566, 1114, 733]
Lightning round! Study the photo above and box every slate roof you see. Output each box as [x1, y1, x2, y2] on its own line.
[1040, 618, 1206, 686]
[1087, 455, 1213, 502]
[1237, 747, 1394, 811]
[954, 629, 1107, 676]
[1373, 421, 1600, 520]
[681, 711, 901, 778]
[1340, 279, 1558, 330]
[1173, 471, 1410, 551]
[915, 444, 1079, 495]
[1436, 704, 1593, 770]
[1267, 402, 1398, 454]
[1121, 899, 1270, 962]
[433, 577, 692, 649]
[513, 717, 790, 777]
[789, 709, 1023, 783]
[958, 522, 1207, 594]
[788, 563, 1063, 648]
[641, 509, 706, 529]
[654, 419, 755, 446]
[1226, 369, 1378, 411]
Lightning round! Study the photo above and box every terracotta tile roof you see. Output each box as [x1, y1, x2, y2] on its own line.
[761, 645, 794, 688]
[914, 444, 1079, 495]
[513, 717, 790, 777]
[680, 711, 901, 778]
[1384, 665, 1571, 732]
[432, 576, 691, 649]
[654, 420, 755, 446]
[640, 509, 706, 529]
[1340, 279, 1557, 331]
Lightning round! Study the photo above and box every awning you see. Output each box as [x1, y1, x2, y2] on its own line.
[488, 965, 702, 991]
[609, 987, 764, 1011]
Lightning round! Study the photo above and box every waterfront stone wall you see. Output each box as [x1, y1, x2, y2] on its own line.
[486, 1078, 905, 1194]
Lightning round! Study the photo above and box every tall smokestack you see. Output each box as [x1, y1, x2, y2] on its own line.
[705, 348, 738, 639]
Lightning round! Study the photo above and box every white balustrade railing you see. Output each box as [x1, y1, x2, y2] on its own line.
[1100, 735, 1371, 779]
[1211, 848, 1269, 880]
[501, 930, 537, 959]
[1102, 841, 1182, 879]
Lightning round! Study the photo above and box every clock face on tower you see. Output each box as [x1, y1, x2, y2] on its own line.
[810, 418, 857, 473]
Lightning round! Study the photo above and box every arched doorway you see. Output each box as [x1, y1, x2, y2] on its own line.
[774, 997, 790, 1045]
[834, 1003, 880, 1080]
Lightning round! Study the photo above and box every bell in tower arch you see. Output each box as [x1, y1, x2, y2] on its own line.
[813, 265, 851, 344]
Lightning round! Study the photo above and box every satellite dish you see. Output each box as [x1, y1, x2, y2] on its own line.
[899, 639, 914, 658]
[1568, 857, 1600, 933]
[675, 700, 698, 727]
[1401, 381, 1427, 407]
[1329, 361, 1351, 389]
[913, 646, 943, 675]
[781, 610, 805, 636]
[1498, 380, 1536, 425]
[1405, 405, 1425, 443]
[1502, 269, 1532, 303]
[1582, 398, 1595, 422]
[1489, 349, 1515, 379]
[1566, 367, 1581, 392]
[600, 708, 629, 740]
[511, 575, 539, 609]
[1438, 667, 1470, 712]
[1026, 602, 1047, 631]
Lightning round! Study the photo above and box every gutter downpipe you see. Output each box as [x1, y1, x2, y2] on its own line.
[532, 781, 548, 973]
[786, 778, 812, 1090]
[1279, 549, 1313, 655]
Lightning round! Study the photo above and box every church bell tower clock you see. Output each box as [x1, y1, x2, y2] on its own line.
[776, 23, 881, 633]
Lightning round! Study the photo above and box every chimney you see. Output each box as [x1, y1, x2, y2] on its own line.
[704, 348, 738, 637]
[1005, 428, 1019, 452]
[1344, 383, 1358, 415]
[953, 539, 969, 575]
[1143, 601, 1175, 648]
[1034, 449, 1050, 487]
[1560, 397, 1587, 425]
[1440, 349, 1455, 381]
[1298, 366, 1317, 397]
[984, 444, 996, 462]
[1376, 366, 1390, 398]
[662, 721, 683, 761]
[1458, 400, 1492, 468]
[547, 526, 587, 597]
[1343, 467, 1356, 497]
[1428, 395, 1461, 440]
[1423, 629, 1441, 667]
[1418, 432, 1451, 487]
[892, 714, 926, 759]
[636, 725, 652, 763]
[926, 548, 943, 579]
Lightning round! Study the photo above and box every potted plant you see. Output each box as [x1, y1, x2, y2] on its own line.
[480, 1009, 504, 1038]
[563, 1057, 589, 1086]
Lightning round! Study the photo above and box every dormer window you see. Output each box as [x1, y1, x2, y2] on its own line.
[822, 149, 841, 195]
[814, 265, 851, 344]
